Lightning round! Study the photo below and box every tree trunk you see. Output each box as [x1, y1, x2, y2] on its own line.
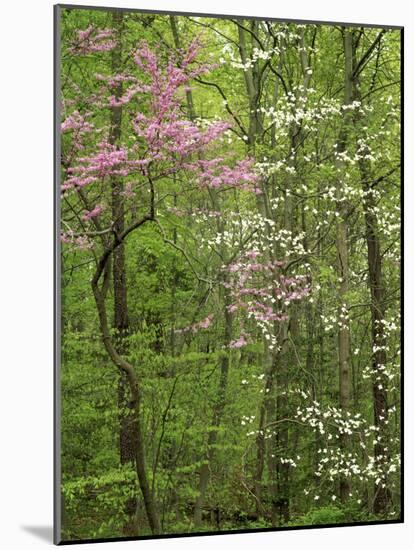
[362, 165, 391, 515]
[352, 75, 392, 515]
[108, 11, 140, 531]
[237, 22, 263, 149]
[91, 227, 161, 535]
[193, 189, 233, 527]
[193, 289, 232, 527]
[335, 28, 353, 502]
[169, 16, 196, 120]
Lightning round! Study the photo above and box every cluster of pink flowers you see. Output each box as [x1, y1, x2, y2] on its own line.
[167, 207, 187, 217]
[63, 35, 263, 199]
[246, 303, 288, 322]
[61, 110, 94, 134]
[82, 205, 104, 221]
[108, 88, 143, 108]
[194, 157, 261, 194]
[224, 250, 312, 339]
[97, 38, 260, 193]
[279, 275, 312, 302]
[62, 141, 134, 191]
[62, 33, 269, 263]
[133, 37, 212, 114]
[229, 335, 247, 349]
[133, 116, 230, 159]
[95, 73, 138, 88]
[69, 25, 117, 55]
[174, 314, 214, 334]
[61, 231, 93, 250]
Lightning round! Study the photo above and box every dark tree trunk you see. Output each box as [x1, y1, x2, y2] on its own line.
[108, 11, 140, 531]
[355, 108, 391, 516]
[352, 32, 392, 515]
[193, 188, 233, 525]
[363, 181, 391, 514]
[193, 290, 232, 526]
[92, 242, 161, 535]
[335, 28, 354, 502]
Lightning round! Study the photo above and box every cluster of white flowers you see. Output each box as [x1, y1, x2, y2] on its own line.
[319, 302, 349, 332]
[280, 456, 299, 468]
[256, 158, 290, 176]
[199, 211, 261, 249]
[259, 93, 344, 133]
[375, 204, 401, 238]
[219, 25, 313, 71]
[193, 114, 227, 128]
[241, 414, 256, 426]
[294, 394, 400, 489]
[255, 318, 279, 351]
[338, 303, 350, 330]
[320, 312, 338, 333]
[362, 361, 399, 391]
[239, 382, 399, 500]
[199, 210, 311, 260]
[219, 43, 280, 71]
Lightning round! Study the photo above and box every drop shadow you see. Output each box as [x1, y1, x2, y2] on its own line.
[21, 525, 54, 543]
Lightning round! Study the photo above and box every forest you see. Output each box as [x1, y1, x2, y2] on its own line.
[58, 6, 402, 541]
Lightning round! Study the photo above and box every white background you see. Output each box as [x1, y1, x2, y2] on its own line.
[0, 0, 411, 548]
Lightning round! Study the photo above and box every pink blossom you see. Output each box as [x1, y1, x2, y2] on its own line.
[60, 232, 93, 250]
[229, 336, 247, 349]
[60, 232, 73, 244]
[61, 175, 98, 191]
[82, 205, 103, 221]
[64, 141, 132, 190]
[228, 263, 241, 273]
[74, 236, 93, 250]
[61, 111, 94, 134]
[69, 26, 117, 55]
[198, 314, 214, 329]
[167, 207, 186, 217]
[196, 158, 259, 193]
[174, 314, 214, 334]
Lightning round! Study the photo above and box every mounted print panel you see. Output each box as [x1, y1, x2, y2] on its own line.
[54, 4, 403, 544]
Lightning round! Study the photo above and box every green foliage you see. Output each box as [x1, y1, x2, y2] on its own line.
[291, 505, 347, 526]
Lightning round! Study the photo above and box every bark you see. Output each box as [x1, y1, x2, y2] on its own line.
[108, 12, 140, 531]
[108, 10, 135, 468]
[90, 174, 161, 535]
[237, 23, 294, 522]
[169, 16, 196, 120]
[193, 292, 232, 526]
[352, 62, 392, 514]
[237, 22, 263, 149]
[237, 22, 268, 516]
[264, 56, 291, 523]
[194, 189, 233, 527]
[360, 161, 391, 514]
[335, 29, 353, 502]
[92, 257, 161, 534]
[265, 30, 313, 522]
